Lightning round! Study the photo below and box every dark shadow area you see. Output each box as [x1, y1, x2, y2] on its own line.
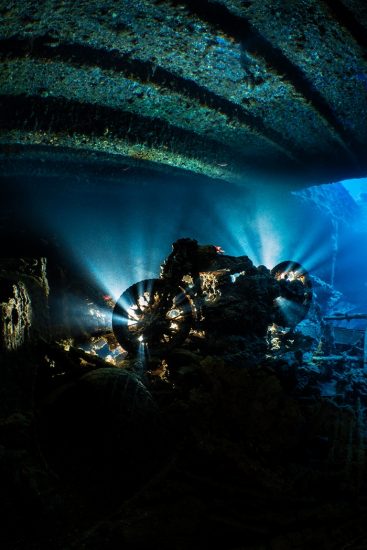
[1, 172, 367, 549]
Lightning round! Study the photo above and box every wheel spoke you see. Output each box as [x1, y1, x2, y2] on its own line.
[113, 279, 193, 355]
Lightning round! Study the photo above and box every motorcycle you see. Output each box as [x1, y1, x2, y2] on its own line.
[112, 239, 312, 356]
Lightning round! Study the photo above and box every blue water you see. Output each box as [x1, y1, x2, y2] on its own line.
[1, 174, 366, 313]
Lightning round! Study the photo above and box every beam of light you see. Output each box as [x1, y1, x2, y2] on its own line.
[254, 213, 282, 268]
[201, 183, 334, 273]
[205, 197, 262, 264]
[81, 240, 158, 304]
[112, 313, 136, 326]
[275, 296, 307, 326]
[209, 213, 257, 260]
[283, 215, 332, 272]
[51, 293, 113, 331]
[36, 175, 346, 340]
[5, 169, 366, 362]
[297, 247, 332, 274]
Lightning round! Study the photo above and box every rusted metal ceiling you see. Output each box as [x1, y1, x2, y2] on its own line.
[0, 0, 366, 186]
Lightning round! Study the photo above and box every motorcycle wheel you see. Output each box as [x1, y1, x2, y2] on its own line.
[112, 278, 193, 356]
[271, 261, 312, 327]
